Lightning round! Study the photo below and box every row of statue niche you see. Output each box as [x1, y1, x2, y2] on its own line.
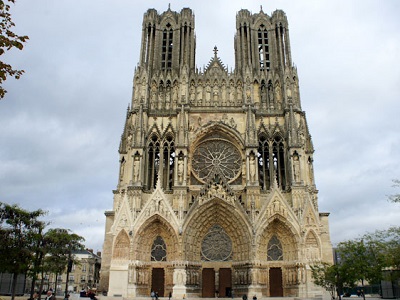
[150, 81, 179, 110]
[188, 80, 245, 107]
[260, 81, 283, 110]
[234, 269, 250, 285]
[186, 269, 200, 285]
[143, 79, 297, 110]
[135, 268, 150, 285]
[284, 267, 299, 285]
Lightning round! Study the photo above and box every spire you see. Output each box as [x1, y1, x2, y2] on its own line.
[118, 104, 131, 154]
[177, 104, 188, 146]
[134, 103, 145, 147]
[288, 99, 298, 146]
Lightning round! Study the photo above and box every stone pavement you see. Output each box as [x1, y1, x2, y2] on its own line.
[0, 295, 386, 300]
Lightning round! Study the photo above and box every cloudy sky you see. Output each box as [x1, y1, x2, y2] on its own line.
[1, 0, 399, 253]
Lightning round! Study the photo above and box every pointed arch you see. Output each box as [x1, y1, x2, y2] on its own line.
[272, 135, 287, 190]
[257, 24, 270, 71]
[183, 198, 252, 262]
[113, 230, 130, 259]
[146, 133, 161, 190]
[133, 215, 179, 261]
[305, 230, 320, 261]
[161, 134, 175, 190]
[257, 218, 298, 261]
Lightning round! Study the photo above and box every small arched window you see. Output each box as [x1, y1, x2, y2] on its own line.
[267, 235, 283, 261]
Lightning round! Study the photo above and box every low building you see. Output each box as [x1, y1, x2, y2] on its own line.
[26, 249, 101, 295]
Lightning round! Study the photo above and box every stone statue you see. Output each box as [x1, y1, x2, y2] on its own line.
[133, 156, 140, 182]
[249, 154, 256, 182]
[177, 158, 184, 183]
[293, 154, 300, 182]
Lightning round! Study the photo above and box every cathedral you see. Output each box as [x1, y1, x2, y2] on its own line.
[100, 6, 333, 299]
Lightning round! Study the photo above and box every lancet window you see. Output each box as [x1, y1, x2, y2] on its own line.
[151, 236, 167, 261]
[146, 135, 160, 190]
[162, 135, 175, 190]
[145, 134, 175, 190]
[276, 23, 288, 66]
[258, 25, 270, 71]
[161, 23, 173, 70]
[144, 23, 154, 64]
[258, 135, 287, 190]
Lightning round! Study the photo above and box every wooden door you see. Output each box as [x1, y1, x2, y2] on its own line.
[219, 268, 232, 297]
[269, 267, 283, 297]
[152, 268, 165, 297]
[202, 268, 215, 297]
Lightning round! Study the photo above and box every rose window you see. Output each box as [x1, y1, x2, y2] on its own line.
[201, 225, 232, 261]
[192, 139, 241, 183]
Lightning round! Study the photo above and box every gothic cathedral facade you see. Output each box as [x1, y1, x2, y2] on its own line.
[100, 7, 333, 299]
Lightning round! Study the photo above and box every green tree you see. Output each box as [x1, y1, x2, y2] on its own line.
[0, 0, 28, 99]
[337, 239, 384, 290]
[311, 262, 341, 299]
[364, 226, 400, 273]
[44, 228, 85, 297]
[0, 202, 46, 300]
[26, 220, 49, 300]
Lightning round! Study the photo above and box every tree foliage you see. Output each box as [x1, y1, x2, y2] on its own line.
[363, 226, 400, 271]
[388, 179, 400, 203]
[0, 202, 85, 300]
[0, 0, 29, 99]
[310, 262, 340, 299]
[0, 202, 46, 300]
[336, 239, 384, 286]
[312, 227, 400, 298]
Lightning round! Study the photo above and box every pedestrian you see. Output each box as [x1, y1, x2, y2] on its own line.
[45, 291, 55, 300]
[151, 290, 155, 300]
[253, 295, 257, 300]
[155, 291, 159, 300]
[87, 289, 97, 300]
[80, 288, 87, 297]
[357, 290, 361, 297]
[242, 295, 247, 300]
[169, 292, 172, 300]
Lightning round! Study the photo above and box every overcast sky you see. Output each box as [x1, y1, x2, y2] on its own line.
[1, 0, 399, 253]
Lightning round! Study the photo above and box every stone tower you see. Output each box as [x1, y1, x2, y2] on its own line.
[100, 6, 333, 298]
